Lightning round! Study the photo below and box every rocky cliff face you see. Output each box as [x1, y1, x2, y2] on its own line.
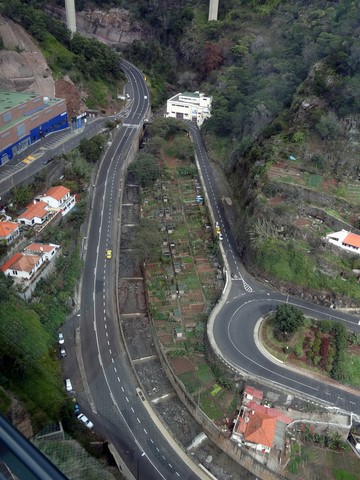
[48, 5, 145, 46]
[0, 15, 55, 96]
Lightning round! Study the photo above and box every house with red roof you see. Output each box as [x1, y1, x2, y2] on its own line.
[24, 243, 60, 261]
[35, 185, 75, 217]
[17, 201, 50, 226]
[231, 387, 292, 453]
[0, 221, 20, 244]
[1, 252, 44, 279]
[326, 230, 360, 254]
[1, 243, 60, 280]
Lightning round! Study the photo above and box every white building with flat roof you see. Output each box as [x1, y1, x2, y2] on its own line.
[165, 91, 212, 127]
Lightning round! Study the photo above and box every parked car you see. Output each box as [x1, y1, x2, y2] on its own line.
[78, 413, 93, 429]
[74, 403, 80, 416]
[60, 347, 66, 358]
[218, 233, 223, 241]
[43, 158, 53, 165]
[58, 333, 64, 345]
[65, 379, 72, 392]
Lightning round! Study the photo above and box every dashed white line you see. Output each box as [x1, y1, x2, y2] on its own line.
[144, 428, 148, 434]
[117, 377, 120, 382]
[150, 439, 154, 444]
[114, 367, 117, 373]
[126, 396, 129, 402]
[137, 417, 141, 423]
[131, 407, 134, 413]
[111, 358, 114, 363]
[168, 463, 172, 468]
[176, 472, 180, 477]
[121, 386, 124, 392]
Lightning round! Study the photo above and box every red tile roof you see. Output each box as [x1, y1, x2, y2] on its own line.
[244, 386, 264, 401]
[244, 412, 277, 447]
[343, 232, 360, 249]
[18, 201, 48, 220]
[45, 186, 69, 201]
[1, 252, 39, 273]
[0, 221, 19, 237]
[24, 243, 54, 253]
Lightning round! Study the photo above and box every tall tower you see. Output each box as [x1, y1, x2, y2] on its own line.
[208, 0, 219, 21]
[65, 0, 76, 35]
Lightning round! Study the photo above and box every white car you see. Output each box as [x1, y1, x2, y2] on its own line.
[65, 379, 72, 392]
[58, 333, 64, 345]
[218, 233, 223, 241]
[78, 413, 94, 429]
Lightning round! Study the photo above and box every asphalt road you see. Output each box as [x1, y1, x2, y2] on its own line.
[188, 123, 360, 417]
[78, 62, 200, 480]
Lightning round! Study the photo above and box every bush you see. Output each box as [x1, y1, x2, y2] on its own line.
[294, 342, 304, 358]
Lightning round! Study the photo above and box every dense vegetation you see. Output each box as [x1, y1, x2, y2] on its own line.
[268, 306, 360, 385]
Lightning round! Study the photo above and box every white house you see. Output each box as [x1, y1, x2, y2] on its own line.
[1, 252, 44, 279]
[0, 221, 20, 244]
[326, 230, 360, 254]
[165, 91, 212, 127]
[17, 201, 50, 226]
[0, 243, 60, 280]
[24, 243, 60, 261]
[35, 185, 76, 216]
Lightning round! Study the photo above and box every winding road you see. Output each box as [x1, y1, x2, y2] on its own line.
[188, 123, 360, 417]
[78, 61, 201, 480]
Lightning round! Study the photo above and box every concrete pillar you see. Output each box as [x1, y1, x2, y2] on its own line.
[65, 0, 76, 34]
[208, 0, 219, 21]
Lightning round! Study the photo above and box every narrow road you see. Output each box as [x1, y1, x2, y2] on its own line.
[188, 123, 360, 417]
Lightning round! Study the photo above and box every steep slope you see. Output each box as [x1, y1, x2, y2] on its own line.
[0, 15, 55, 96]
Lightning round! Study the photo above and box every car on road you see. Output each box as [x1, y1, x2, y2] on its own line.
[218, 233, 223, 241]
[126, 93, 130, 99]
[106, 249, 112, 259]
[58, 333, 64, 345]
[65, 379, 72, 392]
[43, 158, 53, 165]
[60, 347, 66, 358]
[78, 413, 93, 429]
[74, 403, 80, 416]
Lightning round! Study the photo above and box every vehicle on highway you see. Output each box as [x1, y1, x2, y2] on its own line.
[60, 347, 66, 358]
[106, 249, 112, 259]
[78, 413, 93, 429]
[43, 158, 53, 165]
[58, 333, 64, 344]
[65, 379, 72, 392]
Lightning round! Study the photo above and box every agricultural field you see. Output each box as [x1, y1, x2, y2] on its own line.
[140, 148, 230, 419]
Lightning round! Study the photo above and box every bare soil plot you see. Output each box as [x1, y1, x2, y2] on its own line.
[118, 279, 146, 314]
[121, 315, 156, 360]
[135, 358, 173, 398]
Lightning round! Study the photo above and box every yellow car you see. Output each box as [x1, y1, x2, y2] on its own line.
[106, 249, 112, 259]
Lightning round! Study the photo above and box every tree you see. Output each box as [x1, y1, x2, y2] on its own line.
[128, 153, 159, 187]
[273, 304, 305, 341]
[131, 218, 162, 263]
[79, 135, 105, 163]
